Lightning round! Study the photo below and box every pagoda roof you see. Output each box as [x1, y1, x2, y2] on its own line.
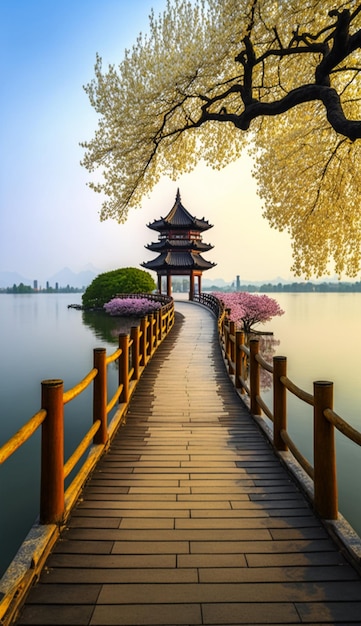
[147, 189, 212, 232]
[146, 238, 214, 253]
[142, 251, 216, 272]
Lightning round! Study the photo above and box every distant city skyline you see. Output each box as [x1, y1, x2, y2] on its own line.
[0, 265, 286, 291]
[0, 264, 354, 293]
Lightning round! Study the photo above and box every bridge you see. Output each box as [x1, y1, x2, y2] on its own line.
[1, 296, 361, 625]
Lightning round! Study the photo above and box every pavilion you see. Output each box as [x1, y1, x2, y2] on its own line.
[142, 189, 216, 299]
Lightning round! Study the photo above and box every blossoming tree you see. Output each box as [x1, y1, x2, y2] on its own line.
[81, 1, 361, 278]
[213, 292, 284, 333]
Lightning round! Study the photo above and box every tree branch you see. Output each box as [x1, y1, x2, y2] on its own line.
[230, 7, 361, 140]
[196, 84, 361, 140]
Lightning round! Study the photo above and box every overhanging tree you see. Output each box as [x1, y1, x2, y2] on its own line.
[81, 0, 361, 278]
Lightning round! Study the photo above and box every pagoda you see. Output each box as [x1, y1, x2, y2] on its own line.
[142, 189, 216, 299]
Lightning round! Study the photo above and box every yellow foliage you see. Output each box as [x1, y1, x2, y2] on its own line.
[81, 0, 361, 277]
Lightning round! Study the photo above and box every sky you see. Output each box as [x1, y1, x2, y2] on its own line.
[0, 0, 299, 285]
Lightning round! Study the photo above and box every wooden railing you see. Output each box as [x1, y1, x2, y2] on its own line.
[0, 294, 174, 623]
[195, 293, 361, 523]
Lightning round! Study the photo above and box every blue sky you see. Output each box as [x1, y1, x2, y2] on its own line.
[0, 0, 296, 285]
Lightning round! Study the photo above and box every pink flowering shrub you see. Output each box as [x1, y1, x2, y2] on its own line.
[212, 291, 284, 333]
[104, 297, 162, 317]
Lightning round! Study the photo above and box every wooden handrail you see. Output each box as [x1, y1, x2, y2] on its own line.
[106, 384, 123, 414]
[255, 352, 273, 373]
[280, 375, 314, 406]
[196, 292, 361, 523]
[64, 420, 101, 479]
[324, 407, 361, 446]
[106, 347, 122, 365]
[256, 394, 273, 421]
[0, 409, 46, 464]
[281, 428, 314, 480]
[63, 368, 98, 404]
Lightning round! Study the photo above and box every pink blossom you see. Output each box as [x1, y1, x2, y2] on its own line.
[212, 292, 284, 333]
[104, 297, 161, 317]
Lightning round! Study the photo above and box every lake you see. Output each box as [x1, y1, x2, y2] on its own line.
[1, 291, 361, 577]
[0, 293, 138, 577]
[260, 291, 361, 542]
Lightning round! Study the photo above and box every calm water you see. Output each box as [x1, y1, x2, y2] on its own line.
[0, 293, 137, 577]
[1, 292, 361, 576]
[260, 292, 361, 540]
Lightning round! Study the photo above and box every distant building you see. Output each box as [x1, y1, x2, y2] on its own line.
[33, 280, 38, 290]
[236, 275, 240, 291]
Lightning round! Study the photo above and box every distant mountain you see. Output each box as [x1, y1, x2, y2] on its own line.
[0, 267, 98, 289]
[47, 267, 97, 289]
[0, 271, 33, 288]
[202, 278, 230, 288]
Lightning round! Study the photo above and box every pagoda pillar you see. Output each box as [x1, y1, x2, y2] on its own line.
[189, 271, 195, 301]
[166, 273, 172, 297]
[157, 274, 162, 294]
[197, 274, 202, 295]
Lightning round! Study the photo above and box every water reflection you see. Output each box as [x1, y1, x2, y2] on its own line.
[82, 310, 139, 343]
[241, 333, 280, 391]
[257, 334, 280, 391]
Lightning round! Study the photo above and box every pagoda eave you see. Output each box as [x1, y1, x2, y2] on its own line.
[147, 220, 213, 233]
[145, 240, 214, 253]
[142, 251, 216, 272]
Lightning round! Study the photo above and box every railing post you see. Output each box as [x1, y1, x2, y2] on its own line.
[235, 331, 245, 391]
[154, 309, 160, 347]
[159, 309, 164, 341]
[169, 305, 174, 332]
[249, 339, 261, 416]
[224, 311, 230, 358]
[273, 356, 287, 451]
[119, 333, 129, 403]
[228, 321, 235, 375]
[93, 348, 107, 445]
[40, 379, 64, 524]
[313, 381, 337, 519]
[158, 308, 162, 343]
[140, 316, 147, 366]
[131, 326, 140, 381]
[221, 308, 230, 350]
[148, 313, 154, 356]
[158, 308, 163, 341]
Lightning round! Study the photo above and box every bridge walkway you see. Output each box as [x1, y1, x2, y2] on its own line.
[16, 301, 361, 625]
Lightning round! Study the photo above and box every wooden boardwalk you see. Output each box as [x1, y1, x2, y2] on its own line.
[16, 301, 361, 625]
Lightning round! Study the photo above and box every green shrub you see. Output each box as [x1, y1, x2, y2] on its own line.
[82, 268, 156, 309]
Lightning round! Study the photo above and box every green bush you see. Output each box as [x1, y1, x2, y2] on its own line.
[82, 268, 156, 309]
